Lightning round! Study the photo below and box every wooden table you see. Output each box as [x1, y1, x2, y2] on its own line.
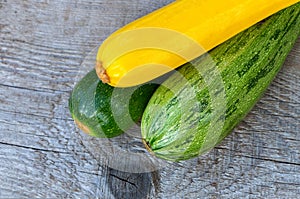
[1, 0, 299, 198]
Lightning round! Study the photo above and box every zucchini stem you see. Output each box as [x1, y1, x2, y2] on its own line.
[95, 61, 110, 84]
[75, 119, 91, 135]
[142, 139, 155, 155]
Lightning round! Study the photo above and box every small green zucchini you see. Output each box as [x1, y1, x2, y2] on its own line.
[69, 69, 158, 138]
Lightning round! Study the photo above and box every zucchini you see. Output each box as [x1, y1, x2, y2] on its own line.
[96, 0, 299, 87]
[141, 3, 300, 161]
[69, 69, 158, 138]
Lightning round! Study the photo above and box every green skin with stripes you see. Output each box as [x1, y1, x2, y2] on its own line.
[141, 3, 300, 161]
[69, 69, 158, 138]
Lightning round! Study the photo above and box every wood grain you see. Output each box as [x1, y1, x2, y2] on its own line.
[0, 0, 299, 198]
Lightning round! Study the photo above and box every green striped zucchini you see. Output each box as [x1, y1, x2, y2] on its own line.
[141, 3, 300, 161]
[69, 69, 158, 138]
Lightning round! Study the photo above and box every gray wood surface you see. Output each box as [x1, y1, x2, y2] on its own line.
[0, 0, 299, 198]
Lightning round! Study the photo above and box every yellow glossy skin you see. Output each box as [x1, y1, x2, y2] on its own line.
[96, 0, 299, 87]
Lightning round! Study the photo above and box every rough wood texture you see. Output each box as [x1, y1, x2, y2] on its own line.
[0, 0, 299, 198]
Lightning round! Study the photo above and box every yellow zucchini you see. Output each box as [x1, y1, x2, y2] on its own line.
[96, 0, 299, 87]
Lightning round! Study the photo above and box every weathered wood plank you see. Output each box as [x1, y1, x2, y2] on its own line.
[0, 0, 299, 198]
